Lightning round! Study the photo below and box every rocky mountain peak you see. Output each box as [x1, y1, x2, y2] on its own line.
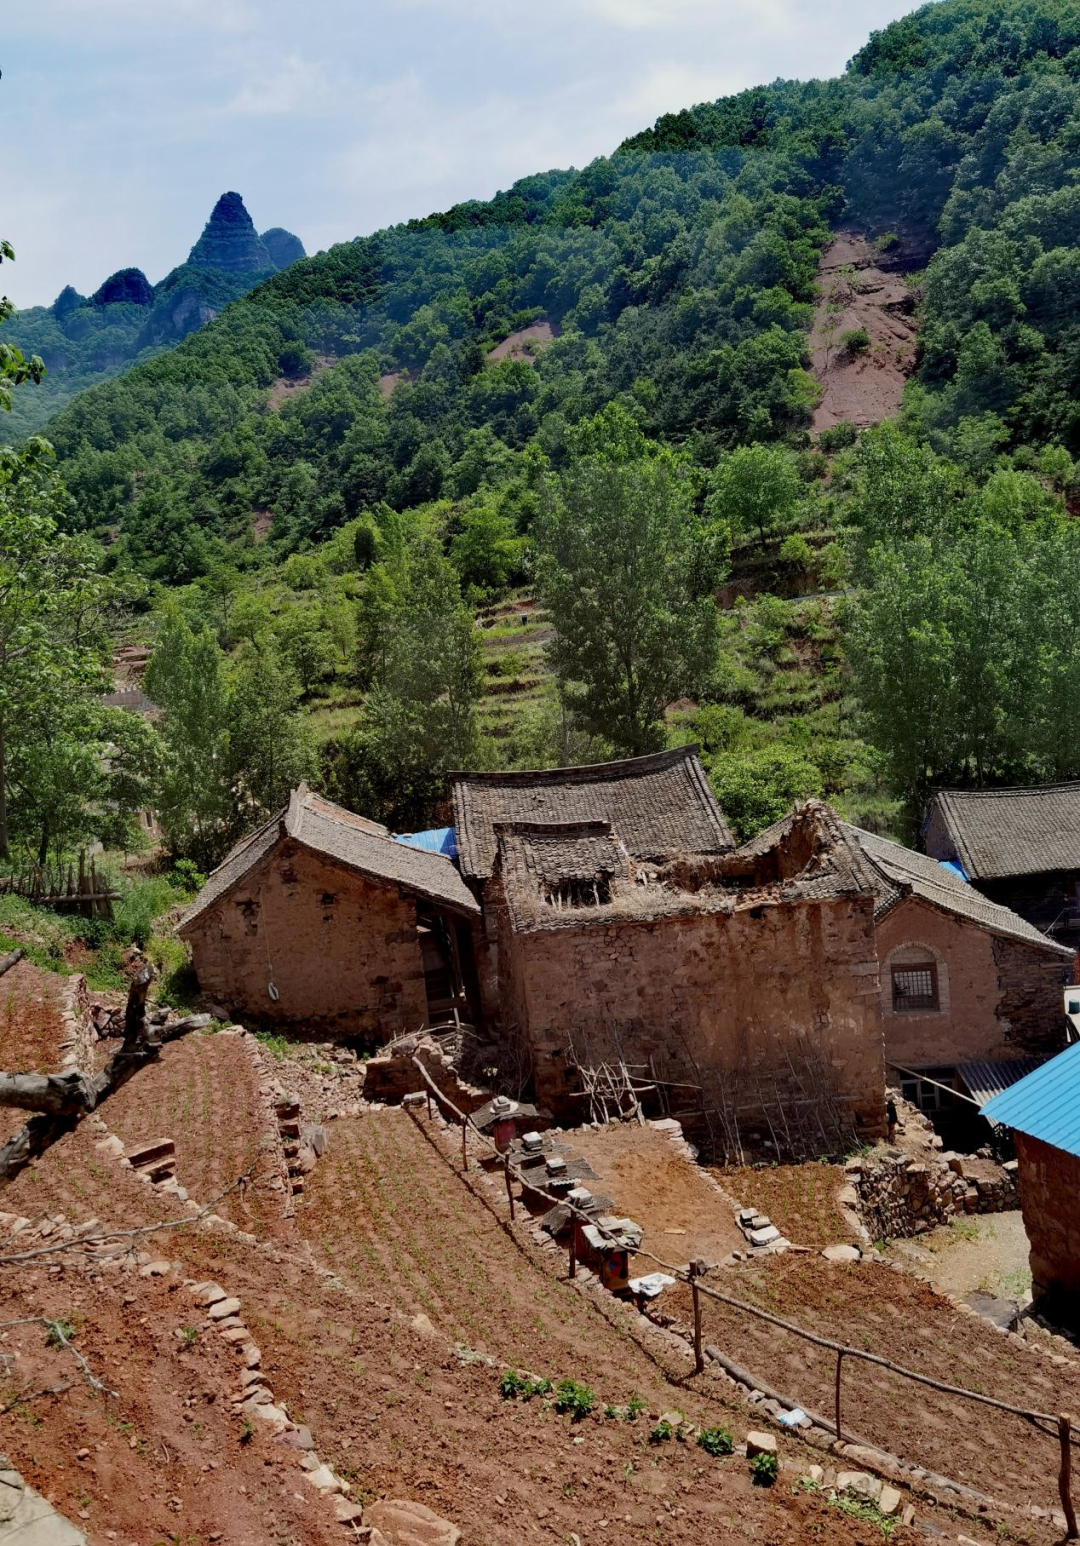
[187, 191, 272, 273]
[260, 227, 306, 270]
[91, 268, 154, 307]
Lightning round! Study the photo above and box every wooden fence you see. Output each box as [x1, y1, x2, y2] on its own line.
[0, 852, 119, 920]
[411, 1056, 1080, 1540]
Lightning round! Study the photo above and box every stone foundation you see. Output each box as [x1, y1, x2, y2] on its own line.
[362, 1037, 491, 1115]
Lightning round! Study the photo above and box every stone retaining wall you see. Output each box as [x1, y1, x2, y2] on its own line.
[362, 1037, 491, 1114]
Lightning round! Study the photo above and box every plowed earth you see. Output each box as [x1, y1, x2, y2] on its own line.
[718, 1162, 856, 1251]
[0, 959, 71, 1142]
[667, 1251, 1080, 1520]
[105, 1030, 288, 1236]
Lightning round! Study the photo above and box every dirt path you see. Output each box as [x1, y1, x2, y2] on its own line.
[810, 231, 918, 432]
[886, 1211, 1032, 1303]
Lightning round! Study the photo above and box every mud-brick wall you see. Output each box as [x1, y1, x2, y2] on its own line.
[1014, 1131, 1080, 1332]
[185, 839, 428, 1039]
[992, 936, 1070, 1056]
[876, 897, 1068, 1066]
[504, 895, 886, 1139]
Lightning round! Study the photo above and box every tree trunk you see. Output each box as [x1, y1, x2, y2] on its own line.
[0, 715, 8, 862]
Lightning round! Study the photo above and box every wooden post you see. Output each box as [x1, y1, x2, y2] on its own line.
[568, 1230, 577, 1280]
[425, 1086, 432, 1120]
[690, 1261, 704, 1375]
[503, 1155, 516, 1221]
[1060, 1413, 1078, 1540]
[834, 1349, 844, 1441]
[461, 1114, 468, 1172]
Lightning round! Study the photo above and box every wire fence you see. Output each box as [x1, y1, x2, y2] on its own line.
[410, 1056, 1079, 1539]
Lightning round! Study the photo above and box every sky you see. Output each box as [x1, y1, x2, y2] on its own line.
[4, 0, 917, 310]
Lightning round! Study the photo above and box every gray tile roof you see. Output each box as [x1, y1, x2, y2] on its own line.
[179, 785, 479, 932]
[928, 783, 1080, 881]
[450, 746, 734, 881]
[843, 824, 1072, 957]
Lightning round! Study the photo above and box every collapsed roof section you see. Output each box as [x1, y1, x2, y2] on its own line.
[450, 746, 734, 882]
[178, 784, 480, 933]
[494, 800, 877, 934]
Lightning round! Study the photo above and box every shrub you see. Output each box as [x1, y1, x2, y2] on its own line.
[817, 421, 859, 453]
[697, 1425, 734, 1457]
[840, 327, 871, 356]
[750, 1451, 778, 1486]
[779, 533, 813, 573]
[554, 1379, 595, 1421]
[170, 858, 206, 896]
[112, 878, 176, 949]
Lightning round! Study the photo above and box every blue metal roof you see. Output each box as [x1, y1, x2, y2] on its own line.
[981, 1041, 1080, 1157]
[392, 827, 458, 859]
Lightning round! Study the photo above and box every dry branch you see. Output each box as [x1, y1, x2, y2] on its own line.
[0, 964, 210, 1188]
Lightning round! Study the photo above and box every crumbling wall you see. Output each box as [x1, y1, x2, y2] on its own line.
[501, 894, 886, 1145]
[362, 1037, 491, 1113]
[1014, 1131, 1080, 1331]
[847, 1097, 1018, 1240]
[185, 840, 428, 1038]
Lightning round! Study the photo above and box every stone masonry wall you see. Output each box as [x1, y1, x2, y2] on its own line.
[185, 839, 429, 1039]
[502, 893, 887, 1142]
[992, 935, 1070, 1055]
[848, 1096, 1018, 1240]
[1014, 1130, 1080, 1331]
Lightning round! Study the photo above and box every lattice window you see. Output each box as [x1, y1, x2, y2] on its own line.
[891, 962, 939, 1012]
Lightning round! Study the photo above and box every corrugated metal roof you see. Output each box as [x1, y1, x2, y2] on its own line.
[955, 1058, 1048, 1108]
[980, 1041, 1080, 1157]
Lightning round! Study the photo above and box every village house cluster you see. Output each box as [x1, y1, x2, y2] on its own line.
[178, 749, 1075, 1170]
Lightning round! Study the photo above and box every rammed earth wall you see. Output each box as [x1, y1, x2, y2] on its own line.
[494, 889, 887, 1141]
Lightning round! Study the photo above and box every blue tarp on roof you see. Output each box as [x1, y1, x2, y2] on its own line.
[939, 858, 969, 882]
[981, 1040, 1080, 1158]
[393, 827, 458, 859]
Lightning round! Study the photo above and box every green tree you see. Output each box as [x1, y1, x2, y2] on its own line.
[0, 240, 44, 412]
[144, 609, 234, 867]
[537, 443, 720, 755]
[708, 743, 823, 840]
[228, 643, 314, 819]
[707, 443, 802, 547]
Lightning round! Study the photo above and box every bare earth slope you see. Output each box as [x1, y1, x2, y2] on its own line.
[810, 232, 919, 433]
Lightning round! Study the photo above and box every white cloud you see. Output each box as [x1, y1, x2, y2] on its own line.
[218, 55, 336, 118]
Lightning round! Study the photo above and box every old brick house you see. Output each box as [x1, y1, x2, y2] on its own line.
[925, 783, 1080, 947]
[450, 746, 735, 1023]
[982, 1044, 1080, 1332]
[842, 826, 1072, 1098]
[480, 800, 888, 1147]
[177, 784, 480, 1039]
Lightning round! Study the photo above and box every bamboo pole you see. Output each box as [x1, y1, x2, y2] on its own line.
[1061, 1414, 1078, 1539]
[835, 1349, 844, 1441]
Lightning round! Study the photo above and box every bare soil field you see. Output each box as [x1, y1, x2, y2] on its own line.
[718, 1162, 856, 1251]
[810, 232, 918, 432]
[569, 1124, 745, 1266]
[104, 1029, 288, 1236]
[669, 1251, 1080, 1519]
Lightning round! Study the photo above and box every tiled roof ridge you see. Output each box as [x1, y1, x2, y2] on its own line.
[936, 780, 1080, 801]
[447, 744, 702, 787]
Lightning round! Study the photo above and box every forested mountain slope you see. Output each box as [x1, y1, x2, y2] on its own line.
[2, 193, 304, 438]
[10, 0, 1080, 876]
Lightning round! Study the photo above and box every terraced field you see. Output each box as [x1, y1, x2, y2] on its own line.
[106, 1030, 287, 1235]
[0, 959, 72, 1141]
[670, 1251, 1080, 1518]
[475, 590, 555, 750]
